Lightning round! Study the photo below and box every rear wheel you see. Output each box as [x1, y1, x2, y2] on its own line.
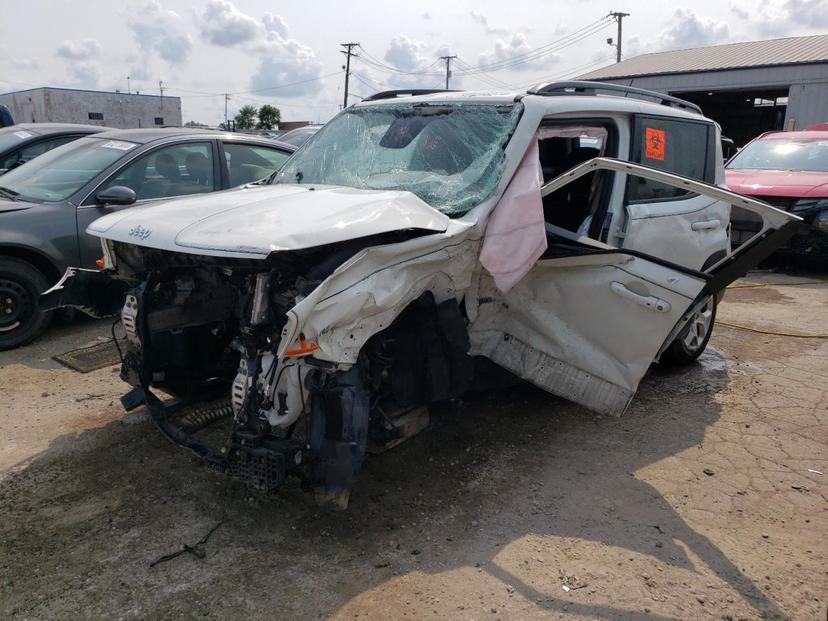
[661, 295, 716, 366]
[0, 257, 53, 350]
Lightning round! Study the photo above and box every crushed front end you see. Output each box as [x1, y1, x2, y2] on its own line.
[45, 236, 473, 506]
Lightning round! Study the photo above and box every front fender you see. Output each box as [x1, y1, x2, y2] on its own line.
[280, 230, 479, 365]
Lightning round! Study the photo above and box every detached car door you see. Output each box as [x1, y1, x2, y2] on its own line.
[469, 157, 801, 417]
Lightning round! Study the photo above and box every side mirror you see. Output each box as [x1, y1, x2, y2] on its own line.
[95, 185, 136, 206]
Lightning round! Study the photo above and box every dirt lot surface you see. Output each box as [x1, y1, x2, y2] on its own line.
[0, 272, 826, 621]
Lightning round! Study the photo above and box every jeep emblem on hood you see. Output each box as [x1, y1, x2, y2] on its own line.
[128, 225, 152, 240]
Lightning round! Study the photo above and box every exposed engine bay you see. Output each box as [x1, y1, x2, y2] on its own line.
[95, 239, 476, 506]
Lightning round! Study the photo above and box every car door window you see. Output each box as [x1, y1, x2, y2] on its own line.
[536, 123, 615, 239]
[101, 142, 215, 200]
[223, 143, 291, 187]
[627, 116, 715, 202]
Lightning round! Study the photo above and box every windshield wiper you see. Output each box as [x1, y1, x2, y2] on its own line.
[0, 186, 20, 201]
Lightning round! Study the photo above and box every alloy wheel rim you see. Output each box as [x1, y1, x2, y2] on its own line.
[682, 297, 714, 352]
[0, 278, 32, 333]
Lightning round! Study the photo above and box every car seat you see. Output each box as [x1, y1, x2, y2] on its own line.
[543, 146, 600, 232]
[141, 153, 181, 199]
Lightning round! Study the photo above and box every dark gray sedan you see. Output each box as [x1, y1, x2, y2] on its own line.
[0, 128, 295, 349]
[0, 123, 111, 174]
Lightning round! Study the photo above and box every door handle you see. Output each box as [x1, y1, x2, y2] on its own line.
[691, 219, 721, 231]
[610, 281, 672, 313]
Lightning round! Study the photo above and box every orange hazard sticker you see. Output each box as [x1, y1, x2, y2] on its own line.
[645, 127, 665, 160]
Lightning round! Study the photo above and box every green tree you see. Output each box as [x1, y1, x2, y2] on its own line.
[184, 120, 208, 128]
[256, 104, 281, 130]
[234, 105, 258, 130]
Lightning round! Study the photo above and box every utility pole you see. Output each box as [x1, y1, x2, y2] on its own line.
[340, 42, 359, 108]
[608, 11, 630, 63]
[159, 80, 164, 98]
[440, 55, 457, 90]
[224, 93, 230, 129]
[126, 76, 131, 94]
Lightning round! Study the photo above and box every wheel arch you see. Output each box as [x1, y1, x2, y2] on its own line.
[0, 245, 62, 284]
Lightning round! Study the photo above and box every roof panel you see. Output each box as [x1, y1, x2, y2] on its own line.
[579, 34, 828, 80]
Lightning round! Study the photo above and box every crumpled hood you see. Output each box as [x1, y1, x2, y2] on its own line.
[724, 168, 828, 198]
[87, 184, 449, 258]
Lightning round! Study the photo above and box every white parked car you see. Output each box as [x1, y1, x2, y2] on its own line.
[45, 83, 800, 506]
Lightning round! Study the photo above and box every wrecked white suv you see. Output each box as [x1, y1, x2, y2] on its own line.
[44, 82, 801, 505]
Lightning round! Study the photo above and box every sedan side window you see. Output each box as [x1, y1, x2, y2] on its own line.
[101, 142, 215, 200]
[223, 143, 291, 187]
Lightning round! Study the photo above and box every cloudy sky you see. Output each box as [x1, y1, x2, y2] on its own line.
[0, 0, 824, 125]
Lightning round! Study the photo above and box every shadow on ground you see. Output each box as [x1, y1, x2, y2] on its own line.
[0, 349, 786, 620]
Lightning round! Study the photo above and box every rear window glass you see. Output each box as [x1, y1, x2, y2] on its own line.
[628, 116, 715, 202]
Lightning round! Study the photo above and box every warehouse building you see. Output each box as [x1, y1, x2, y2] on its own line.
[0, 87, 182, 129]
[579, 34, 828, 146]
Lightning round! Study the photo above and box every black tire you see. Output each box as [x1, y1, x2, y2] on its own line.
[0, 257, 53, 350]
[661, 295, 717, 366]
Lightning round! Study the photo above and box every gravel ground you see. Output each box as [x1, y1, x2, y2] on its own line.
[0, 273, 825, 621]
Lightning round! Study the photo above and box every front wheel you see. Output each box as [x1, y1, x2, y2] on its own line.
[0, 257, 53, 350]
[661, 295, 717, 366]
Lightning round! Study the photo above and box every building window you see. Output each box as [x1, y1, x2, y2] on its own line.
[88, 112, 104, 120]
[154, 117, 164, 125]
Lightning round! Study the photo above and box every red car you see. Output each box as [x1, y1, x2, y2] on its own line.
[725, 129, 828, 262]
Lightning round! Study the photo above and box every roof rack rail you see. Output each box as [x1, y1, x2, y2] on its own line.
[362, 89, 460, 102]
[527, 80, 702, 114]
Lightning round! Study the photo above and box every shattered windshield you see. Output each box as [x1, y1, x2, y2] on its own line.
[273, 102, 523, 215]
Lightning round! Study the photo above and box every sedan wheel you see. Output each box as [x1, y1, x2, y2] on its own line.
[0, 258, 53, 350]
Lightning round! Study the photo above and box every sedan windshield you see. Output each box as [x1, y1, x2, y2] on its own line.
[0, 136, 138, 202]
[727, 137, 828, 172]
[273, 102, 522, 215]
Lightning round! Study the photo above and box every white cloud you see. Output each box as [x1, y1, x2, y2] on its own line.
[477, 33, 555, 71]
[199, 0, 261, 46]
[191, 0, 323, 97]
[470, 11, 508, 35]
[729, 0, 828, 36]
[263, 13, 289, 39]
[377, 34, 448, 89]
[11, 57, 40, 71]
[249, 36, 324, 97]
[56, 38, 101, 61]
[784, 0, 828, 28]
[69, 62, 102, 89]
[656, 8, 730, 50]
[384, 34, 431, 73]
[54, 39, 101, 88]
[127, 0, 193, 65]
[422, 12, 432, 21]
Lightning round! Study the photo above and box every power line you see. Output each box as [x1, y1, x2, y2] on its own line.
[357, 45, 443, 76]
[456, 17, 613, 74]
[508, 55, 617, 90]
[453, 58, 513, 89]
